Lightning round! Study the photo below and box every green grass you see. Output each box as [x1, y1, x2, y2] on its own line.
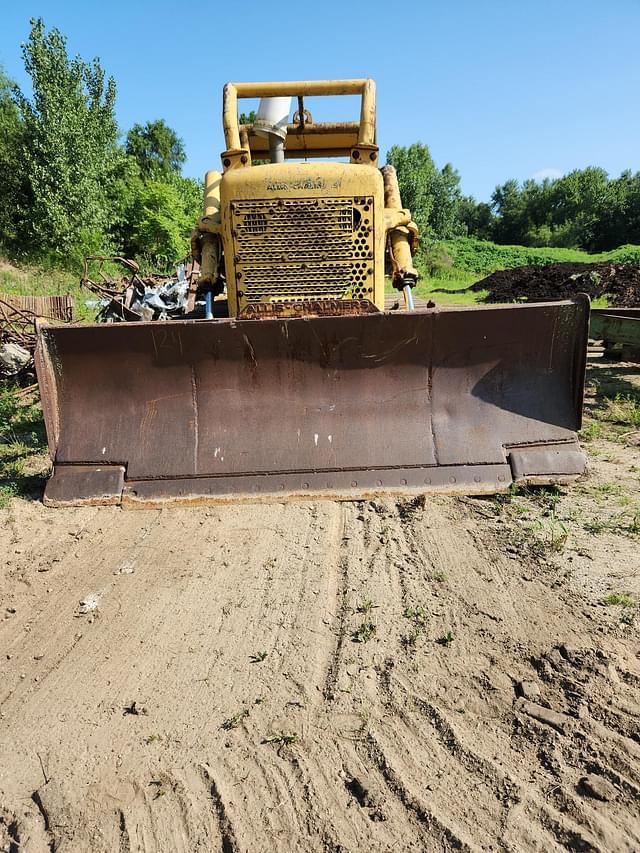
[0, 262, 95, 322]
[437, 238, 640, 276]
[581, 391, 640, 445]
[436, 631, 455, 646]
[603, 592, 636, 608]
[0, 386, 48, 506]
[221, 708, 250, 730]
[352, 620, 376, 643]
[401, 238, 640, 307]
[355, 598, 378, 614]
[599, 393, 640, 429]
[403, 605, 428, 628]
[262, 732, 298, 746]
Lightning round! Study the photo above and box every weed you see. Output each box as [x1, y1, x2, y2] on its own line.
[530, 486, 564, 514]
[249, 651, 268, 663]
[490, 483, 521, 511]
[531, 511, 569, 551]
[403, 605, 428, 627]
[262, 732, 298, 746]
[0, 387, 48, 502]
[583, 517, 613, 535]
[591, 482, 624, 498]
[432, 570, 447, 582]
[221, 708, 250, 730]
[401, 629, 422, 650]
[352, 621, 376, 643]
[628, 511, 640, 535]
[584, 511, 640, 537]
[397, 494, 426, 518]
[603, 592, 635, 608]
[356, 598, 378, 614]
[436, 631, 455, 646]
[579, 420, 602, 442]
[599, 393, 640, 428]
[0, 483, 17, 509]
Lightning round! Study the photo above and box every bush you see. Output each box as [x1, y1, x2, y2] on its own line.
[432, 237, 640, 276]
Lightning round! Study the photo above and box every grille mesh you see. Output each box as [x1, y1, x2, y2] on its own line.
[231, 197, 374, 302]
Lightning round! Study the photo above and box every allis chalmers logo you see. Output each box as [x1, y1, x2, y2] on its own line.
[266, 177, 342, 191]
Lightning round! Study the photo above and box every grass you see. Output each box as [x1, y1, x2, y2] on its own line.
[0, 386, 48, 505]
[530, 512, 569, 552]
[355, 598, 378, 614]
[488, 484, 563, 516]
[599, 393, 640, 429]
[262, 732, 298, 747]
[581, 391, 640, 444]
[603, 592, 636, 608]
[0, 261, 95, 322]
[436, 631, 455, 646]
[579, 420, 603, 442]
[583, 517, 614, 535]
[352, 620, 376, 643]
[588, 482, 625, 499]
[221, 708, 250, 730]
[403, 605, 428, 628]
[393, 238, 640, 307]
[437, 238, 640, 276]
[401, 630, 422, 650]
[584, 511, 640, 537]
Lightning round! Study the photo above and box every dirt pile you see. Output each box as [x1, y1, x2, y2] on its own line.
[473, 262, 640, 306]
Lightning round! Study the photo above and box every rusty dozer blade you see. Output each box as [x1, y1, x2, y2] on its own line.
[35, 297, 589, 507]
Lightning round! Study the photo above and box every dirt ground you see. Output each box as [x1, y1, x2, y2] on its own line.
[1, 361, 639, 853]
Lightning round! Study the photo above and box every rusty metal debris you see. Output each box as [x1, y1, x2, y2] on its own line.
[82, 256, 200, 322]
[0, 294, 74, 377]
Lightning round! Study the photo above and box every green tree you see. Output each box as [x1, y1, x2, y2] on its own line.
[458, 196, 494, 240]
[0, 66, 26, 246]
[490, 179, 530, 244]
[386, 143, 464, 240]
[120, 180, 195, 266]
[12, 18, 120, 262]
[125, 119, 186, 180]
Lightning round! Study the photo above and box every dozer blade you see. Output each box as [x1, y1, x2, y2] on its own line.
[35, 297, 589, 507]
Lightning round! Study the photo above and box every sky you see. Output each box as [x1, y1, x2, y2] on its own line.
[1, 0, 639, 202]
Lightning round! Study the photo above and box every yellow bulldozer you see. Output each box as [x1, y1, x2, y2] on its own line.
[35, 79, 589, 507]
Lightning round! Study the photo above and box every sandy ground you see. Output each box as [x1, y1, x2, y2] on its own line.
[0, 362, 639, 852]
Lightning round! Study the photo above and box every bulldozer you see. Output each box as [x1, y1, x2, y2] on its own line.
[35, 79, 589, 507]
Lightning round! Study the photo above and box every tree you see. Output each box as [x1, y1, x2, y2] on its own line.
[125, 119, 186, 180]
[458, 196, 495, 240]
[12, 18, 120, 261]
[0, 67, 25, 246]
[121, 181, 193, 265]
[490, 179, 530, 244]
[386, 143, 464, 240]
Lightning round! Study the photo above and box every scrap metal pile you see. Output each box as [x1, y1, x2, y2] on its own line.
[0, 294, 74, 378]
[82, 256, 199, 322]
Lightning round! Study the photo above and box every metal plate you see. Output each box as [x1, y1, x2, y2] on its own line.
[35, 298, 589, 506]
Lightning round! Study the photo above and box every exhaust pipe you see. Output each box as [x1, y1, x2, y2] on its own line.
[254, 97, 291, 164]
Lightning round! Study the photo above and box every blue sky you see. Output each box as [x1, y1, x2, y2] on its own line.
[2, 0, 639, 201]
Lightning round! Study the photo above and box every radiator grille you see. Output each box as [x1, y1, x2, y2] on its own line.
[231, 197, 374, 303]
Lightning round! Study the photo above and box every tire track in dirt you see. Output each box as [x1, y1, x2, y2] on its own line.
[1, 491, 640, 851]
